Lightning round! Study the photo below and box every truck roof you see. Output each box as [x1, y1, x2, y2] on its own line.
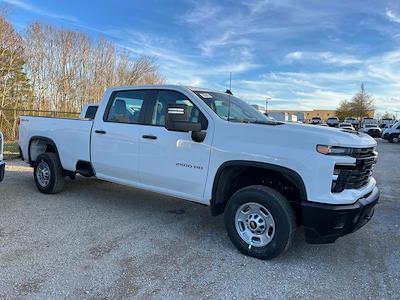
[107, 84, 221, 94]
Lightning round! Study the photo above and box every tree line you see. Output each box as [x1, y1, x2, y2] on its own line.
[0, 12, 163, 139]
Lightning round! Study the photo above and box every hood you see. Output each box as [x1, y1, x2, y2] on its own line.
[281, 123, 376, 148]
[226, 122, 377, 149]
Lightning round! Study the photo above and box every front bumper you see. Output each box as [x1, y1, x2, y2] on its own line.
[0, 161, 4, 182]
[301, 187, 379, 244]
[367, 130, 381, 138]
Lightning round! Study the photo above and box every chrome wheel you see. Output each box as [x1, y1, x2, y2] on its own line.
[393, 136, 399, 143]
[235, 202, 275, 247]
[36, 160, 51, 187]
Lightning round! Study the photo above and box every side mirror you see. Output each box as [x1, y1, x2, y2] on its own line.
[165, 104, 201, 132]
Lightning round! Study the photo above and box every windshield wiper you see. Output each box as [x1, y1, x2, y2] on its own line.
[227, 117, 250, 123]
[251, 120, 283, 125]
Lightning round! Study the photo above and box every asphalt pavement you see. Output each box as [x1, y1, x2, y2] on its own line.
[0, 139, 399, 299]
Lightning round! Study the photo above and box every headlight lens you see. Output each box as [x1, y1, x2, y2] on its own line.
[316, 145, 352, 155]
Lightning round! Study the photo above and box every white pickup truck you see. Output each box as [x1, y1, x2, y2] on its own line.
[19, 85, 379, 259]
[0, 131, 4, 182]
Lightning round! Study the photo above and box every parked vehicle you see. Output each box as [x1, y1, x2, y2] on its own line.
[79, 103, 99, 119]
[339, 122, 356, 131]
[344, 117, 359, 128]
[310, 117, 322, 125]
[19, 85, 380, 260]
[379, 118, 396, 129]
[382, 121, 400, 143]
[326, 117, 339, 127]
[381, 124, 392, 129]
[361, 117, 378, 128]
[359, 124, 382, 138]
[0, 131, 4, 182]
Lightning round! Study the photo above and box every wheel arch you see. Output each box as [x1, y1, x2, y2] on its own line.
[28, 136, 61, 167]
[210, 160, 308, 216]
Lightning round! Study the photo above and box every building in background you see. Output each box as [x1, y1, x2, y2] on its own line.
[268, 112, 298, 122]
[267, 109, 375, 123]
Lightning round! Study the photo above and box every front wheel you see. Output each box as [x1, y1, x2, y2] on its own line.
[389, 134, 399, 143]
[34, 153, 64, 194]
[224, 185, 296, 260]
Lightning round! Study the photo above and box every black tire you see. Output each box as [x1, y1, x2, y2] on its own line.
[224, 185, 296, 260]
[0, 163, 4, 182]
[34, 153, 64, 194]
[389, 134, 399, 143]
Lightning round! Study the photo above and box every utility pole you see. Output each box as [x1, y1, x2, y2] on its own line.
[265, 97, 271, 114]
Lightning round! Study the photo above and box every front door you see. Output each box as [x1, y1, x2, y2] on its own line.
[138, 89, 213, 203]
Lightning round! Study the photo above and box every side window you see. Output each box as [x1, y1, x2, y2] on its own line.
[106, 90, 145, 124]
[151, 90, 208, 129]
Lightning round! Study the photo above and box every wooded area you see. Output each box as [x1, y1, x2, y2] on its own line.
[0, 13, 164, 140]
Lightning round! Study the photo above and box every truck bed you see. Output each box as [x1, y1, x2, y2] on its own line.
[19, 116, 93, 171]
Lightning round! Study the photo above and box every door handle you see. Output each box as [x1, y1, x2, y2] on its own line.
[95, 130, 106, 134]
[142, 134, 157, 140]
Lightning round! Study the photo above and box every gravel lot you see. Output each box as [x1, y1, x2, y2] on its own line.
[0, 139, 399, 299]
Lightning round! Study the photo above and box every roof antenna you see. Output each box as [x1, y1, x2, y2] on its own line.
[227, 72, 232, 120]
[226, 72, 233, 95]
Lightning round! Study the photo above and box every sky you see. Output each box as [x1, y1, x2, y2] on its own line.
[1, 0, 400, 115]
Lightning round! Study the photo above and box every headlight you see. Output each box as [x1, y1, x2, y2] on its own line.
[316, 145, 353, 155]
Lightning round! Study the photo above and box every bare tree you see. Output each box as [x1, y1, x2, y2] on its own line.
[0, 13, 31, 139]
[336, 83, 375, 121]
[335, 100, 352, 121]
[1, 16, 164, 139]
[24, 22, 164, 113]
[350, 83, 375, 120]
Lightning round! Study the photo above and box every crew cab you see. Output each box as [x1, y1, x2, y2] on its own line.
[80, 103, 99, 119]
[326, 117, 339, 127]
[345, 117, 360, 129]
[359, 124, 382, 138]
[382, 121, 400, 143]
[339, 122, 356, 131]
[0, 131, 4, 182]
[310, 117, 322, 125]
[19, 85, 380, 259]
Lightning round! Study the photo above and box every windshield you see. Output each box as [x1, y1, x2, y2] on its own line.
[194, 91, 278, 124]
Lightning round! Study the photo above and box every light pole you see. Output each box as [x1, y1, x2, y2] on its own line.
[265, 97, 271, 114]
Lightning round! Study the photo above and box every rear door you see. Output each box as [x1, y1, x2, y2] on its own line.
[138, 89, 213, 202]
[91, 89, 151, 184]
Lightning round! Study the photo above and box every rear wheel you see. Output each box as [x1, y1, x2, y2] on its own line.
[224, 185, 296, 260]
[34, 153, 64, 194]
[390, 134, 399, 143]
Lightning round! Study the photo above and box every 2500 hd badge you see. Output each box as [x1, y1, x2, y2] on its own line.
[176, 162, 204, 170]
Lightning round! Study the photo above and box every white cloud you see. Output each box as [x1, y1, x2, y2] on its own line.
[386, 9, 400, 24]
[285, 51, 363, 66]
[182, 1, 221, 24]
[228, 48, 400, 114]
[2, 0, 78, 22]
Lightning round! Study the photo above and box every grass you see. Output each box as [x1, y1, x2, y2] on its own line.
[3, 141, 19, 159]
